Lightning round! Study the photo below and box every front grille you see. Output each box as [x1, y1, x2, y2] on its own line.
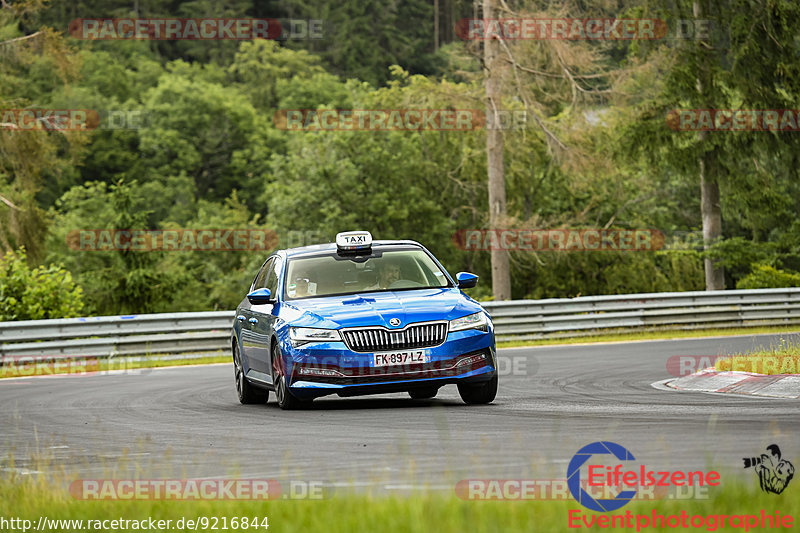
[342, 322, 448, 352]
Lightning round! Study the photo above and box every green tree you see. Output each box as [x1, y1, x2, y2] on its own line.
[0, 2, 87, 261]
[45, 180, 182, 315]
[626, 0, 800, 289]
[137, 66, 283, 211]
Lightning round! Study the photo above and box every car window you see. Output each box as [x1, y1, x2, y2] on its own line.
[285, 248, 450, 300]
[253, 257, 274, 290]
[265, 257, 281, 296]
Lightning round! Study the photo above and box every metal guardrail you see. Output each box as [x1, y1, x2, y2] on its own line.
[1, 288, 800, 360]
[481, 288, 800, 341]
[0, 312, 234, 359]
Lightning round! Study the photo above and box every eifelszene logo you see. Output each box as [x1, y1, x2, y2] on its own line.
[567, 441, 720, 512]
[743, 444, 794, 495]
[568, 441, 638, 512]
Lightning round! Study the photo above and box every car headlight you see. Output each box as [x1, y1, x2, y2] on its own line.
[449, 312, 489, 333]
[289, 327, 341, 347]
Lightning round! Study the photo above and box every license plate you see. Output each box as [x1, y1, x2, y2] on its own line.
[372, 350, 428, 367]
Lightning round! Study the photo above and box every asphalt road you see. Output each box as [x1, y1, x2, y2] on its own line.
[2, 333, 799, 492]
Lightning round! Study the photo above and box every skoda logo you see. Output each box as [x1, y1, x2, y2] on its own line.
[389, 318, 401, 327]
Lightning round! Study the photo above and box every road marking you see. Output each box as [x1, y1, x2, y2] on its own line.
[1, 467, 43, 475]
[650, 377, 779, 400]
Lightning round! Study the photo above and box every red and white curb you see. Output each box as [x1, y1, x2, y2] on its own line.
[653, 368, 800, 399]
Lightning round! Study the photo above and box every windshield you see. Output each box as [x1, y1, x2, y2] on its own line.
[284, 248, 451, 300]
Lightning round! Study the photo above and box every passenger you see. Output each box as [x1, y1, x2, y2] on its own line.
[291, 268, 315, 297]
[294, 277, 312, 297]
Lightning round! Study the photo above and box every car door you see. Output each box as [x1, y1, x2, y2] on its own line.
[240, 257, 274, 376]
[247, 255, 282, 380]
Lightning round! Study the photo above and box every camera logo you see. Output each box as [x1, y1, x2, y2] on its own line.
[743, 444, 795, 495]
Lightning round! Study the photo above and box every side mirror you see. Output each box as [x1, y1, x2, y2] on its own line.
[456, 272, 479, 289]
[247, 288, 273, 305]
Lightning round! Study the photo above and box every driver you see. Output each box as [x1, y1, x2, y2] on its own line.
[366, 263, 401, 290]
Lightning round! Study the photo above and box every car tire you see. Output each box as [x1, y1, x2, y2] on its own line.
[272, 342, 302, 410]
[457, 374, 497, 405]
[408, 387, 438, 399]
[234, 342, 268, 404]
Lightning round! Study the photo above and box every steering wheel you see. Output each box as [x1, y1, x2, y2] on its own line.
[388, 280, 424, 289]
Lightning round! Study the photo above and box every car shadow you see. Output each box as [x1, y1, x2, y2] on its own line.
[272, 396, 471, 411]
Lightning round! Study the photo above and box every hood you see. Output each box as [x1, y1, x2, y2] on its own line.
[278, 288, 482, 329]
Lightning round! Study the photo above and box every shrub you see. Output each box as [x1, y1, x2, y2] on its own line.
[735, 264, 800, 290]
[0, 248, 84, 321]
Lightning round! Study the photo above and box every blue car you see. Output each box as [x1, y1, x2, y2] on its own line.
[231, 231, 497, 409]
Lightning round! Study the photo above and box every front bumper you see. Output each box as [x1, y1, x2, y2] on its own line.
[280, 328, 496, 399]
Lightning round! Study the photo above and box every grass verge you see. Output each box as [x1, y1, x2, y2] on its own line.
[713, 338, 800, 375]
[498, 325, 800, 349]
[0, 354, 229, 380]
[0, 475, 797, 532]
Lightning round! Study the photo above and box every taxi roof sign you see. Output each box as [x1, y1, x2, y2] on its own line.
[336, 231, 373, 253]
